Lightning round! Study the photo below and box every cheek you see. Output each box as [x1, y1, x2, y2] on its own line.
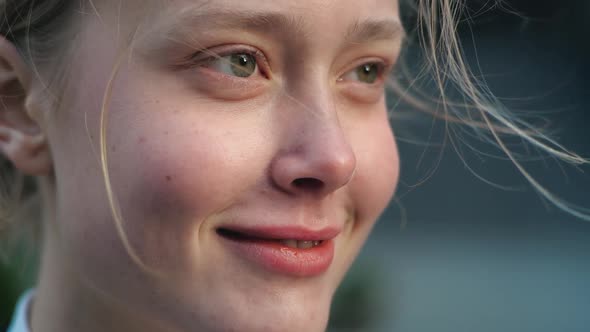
[331, 111, 399, 278]
[103, 114, 272, 272]
[358, 132, 399, 218]
[350, 114, 400, 224]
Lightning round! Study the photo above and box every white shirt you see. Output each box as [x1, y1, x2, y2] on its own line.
[6, 290, 33, 332]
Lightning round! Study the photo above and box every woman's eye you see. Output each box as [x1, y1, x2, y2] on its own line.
[343, 63, 384, 84]
[207, 53, 258, 78]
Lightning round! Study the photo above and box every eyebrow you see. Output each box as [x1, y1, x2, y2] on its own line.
[158, 8, 306, 43]
[159, 7, 404, 46]
[345, 19, 406, 44]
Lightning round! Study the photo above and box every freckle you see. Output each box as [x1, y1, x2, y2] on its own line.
[110, 145, 116, 152]
[164, 131, 169, 135]
[138, 137, 146, 144]
[166, 175, 172, 182]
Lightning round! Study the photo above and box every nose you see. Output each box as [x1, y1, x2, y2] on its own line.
[270, 109, 357, 198]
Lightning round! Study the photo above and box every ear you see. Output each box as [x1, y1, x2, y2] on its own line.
[0, 36, 52, 176]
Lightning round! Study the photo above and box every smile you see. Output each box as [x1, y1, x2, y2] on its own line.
[216, 225, 340, 277]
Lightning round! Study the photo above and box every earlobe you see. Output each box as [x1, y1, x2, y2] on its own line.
[0, 36, 53, 176]
[0, 126, 52, 175]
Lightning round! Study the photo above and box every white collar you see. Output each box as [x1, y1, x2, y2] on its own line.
[7, 290, 34, 332]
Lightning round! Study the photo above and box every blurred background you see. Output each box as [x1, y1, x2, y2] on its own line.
[2, 0, 590, 331]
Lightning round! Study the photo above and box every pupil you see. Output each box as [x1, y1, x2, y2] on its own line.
[230, 53, 256, 77]
[358, 63, 378, 83]
[239, 55, 248, 66]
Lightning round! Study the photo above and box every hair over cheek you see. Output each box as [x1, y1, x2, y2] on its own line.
[103, 132, 262, 274]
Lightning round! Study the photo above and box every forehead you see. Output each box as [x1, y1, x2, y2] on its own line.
[97, 0, 400, 35]
[165, 0, 400, 17]
[129, 0, 399, 14]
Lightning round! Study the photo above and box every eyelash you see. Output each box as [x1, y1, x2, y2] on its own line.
[187, 47, 270, 78]
[186, 46, 391, 85]
[340, 61, 391, 85]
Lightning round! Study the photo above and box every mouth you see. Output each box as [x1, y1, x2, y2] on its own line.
[217, 228, 324, 249]
[216, 226, 339, 277]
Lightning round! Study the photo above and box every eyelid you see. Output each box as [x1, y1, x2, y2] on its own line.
[187, 45, 271, 78]
[338, 59, 392, 84]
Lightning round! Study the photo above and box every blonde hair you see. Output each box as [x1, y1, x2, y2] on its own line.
[0, 0, 589, 264]
[397, 0, 590, 220]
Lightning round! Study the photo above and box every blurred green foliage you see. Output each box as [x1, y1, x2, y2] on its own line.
[0, 241, 38, 330]
[1, 261, 22, 329]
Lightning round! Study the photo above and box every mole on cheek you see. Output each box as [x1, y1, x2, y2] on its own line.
[166, 175, 172, 182]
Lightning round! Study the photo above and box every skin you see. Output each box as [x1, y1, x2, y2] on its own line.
[0, 0, 402, 331]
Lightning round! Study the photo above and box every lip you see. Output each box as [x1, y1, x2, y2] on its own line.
[217, 225, 340, 277]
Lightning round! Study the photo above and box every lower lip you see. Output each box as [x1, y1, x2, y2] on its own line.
[219, 235, 335, 277]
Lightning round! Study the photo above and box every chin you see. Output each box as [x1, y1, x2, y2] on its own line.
[150, 271, 338, 332]
[217, 306, 330, 332]
[171, 295, 333, 332]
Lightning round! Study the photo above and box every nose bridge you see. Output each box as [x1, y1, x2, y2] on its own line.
[287, 74, 352, 159]
[270, 83, 357, 197]
[279, 71, 346, 152]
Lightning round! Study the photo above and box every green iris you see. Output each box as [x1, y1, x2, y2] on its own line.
[229, 53, 257, 78]
[355, 63, 379, 84]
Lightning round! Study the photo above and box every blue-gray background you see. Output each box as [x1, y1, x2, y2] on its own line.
[331, 0, 590, 331]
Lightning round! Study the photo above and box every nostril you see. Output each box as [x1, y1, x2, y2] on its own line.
[292, 177, 324, 191]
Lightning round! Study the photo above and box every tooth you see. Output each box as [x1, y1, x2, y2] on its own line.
[281, 240, 298, 248]
[297, 241, 314, 249]
[280, 240, 323, 249]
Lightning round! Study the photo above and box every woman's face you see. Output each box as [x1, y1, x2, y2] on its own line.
[46, 0, 401, 330]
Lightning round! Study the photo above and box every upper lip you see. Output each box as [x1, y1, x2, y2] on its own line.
[216, 225, 342, 241]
